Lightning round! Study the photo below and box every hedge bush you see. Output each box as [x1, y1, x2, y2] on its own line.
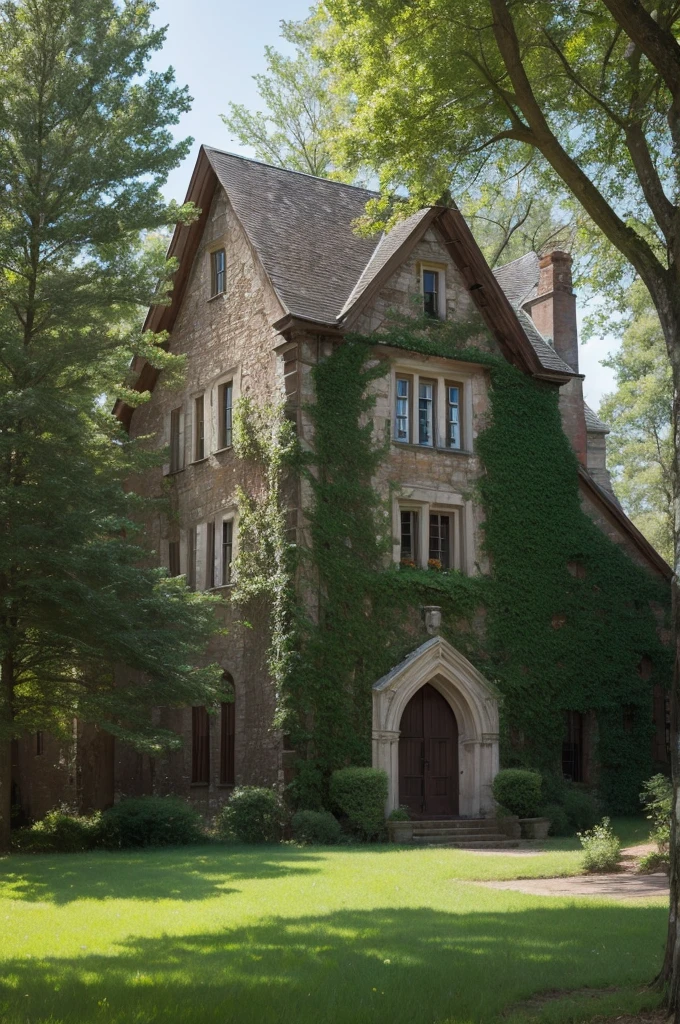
[563, 786, 599, 831]
[330, 767, 388, 839]
[98, 797, 204, 849]
[491, 769, 542, 818]
[11, 808, 101, 854]
[291, 810, 342, 845]
[539, 803, 571, 837]
[215, 786, 284, 843]
[579, 817, 621, 872]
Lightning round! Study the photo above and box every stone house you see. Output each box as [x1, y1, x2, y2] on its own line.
[11, 148, 672, 824]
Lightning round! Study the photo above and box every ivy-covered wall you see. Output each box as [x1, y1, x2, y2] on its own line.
[234, 323, 672, 814]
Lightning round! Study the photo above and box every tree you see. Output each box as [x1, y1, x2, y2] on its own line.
[221, 17, 351, 178]
[600, 281, 673, 564]
[322, 0, 680, 1008]
[0, 0, 224, 851]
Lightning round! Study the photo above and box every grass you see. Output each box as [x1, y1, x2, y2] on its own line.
[0, 817, 666, 1024]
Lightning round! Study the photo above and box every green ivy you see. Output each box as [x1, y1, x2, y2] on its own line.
[233, 325, 672, 814]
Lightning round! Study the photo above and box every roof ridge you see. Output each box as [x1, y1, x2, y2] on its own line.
[202, 145, 380, 197]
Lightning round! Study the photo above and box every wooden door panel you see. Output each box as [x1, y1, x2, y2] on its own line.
[399, 683, 459, 817]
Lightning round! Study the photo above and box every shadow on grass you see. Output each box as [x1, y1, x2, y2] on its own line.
[0, 903, 666, 1024]
[0, 845, 329, 904]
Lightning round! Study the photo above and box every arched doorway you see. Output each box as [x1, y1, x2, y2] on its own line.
[398, 683, 459, 816]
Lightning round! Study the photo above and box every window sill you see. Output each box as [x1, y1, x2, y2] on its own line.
[208, 292, 226, 303]
[213, 446, 233, 455]
[190, 457, 209, 466]
[217, 783, 235, 789]
[391, 440, 473, 456]
[164, 467, 184, 477]
[207, 584, 234, 594]
[190, 783, 210, 788]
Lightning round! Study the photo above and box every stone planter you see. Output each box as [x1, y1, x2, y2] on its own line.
[519, 816, 550, 840]
[388, 820, 414, 843]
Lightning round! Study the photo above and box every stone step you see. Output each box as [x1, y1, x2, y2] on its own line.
[410, 819, 501, 829]
[412, 839, 520, 849]
[411, 835, 507, 843]
[412, 826, 503, 836]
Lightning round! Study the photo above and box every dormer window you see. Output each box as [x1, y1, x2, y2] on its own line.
[211, 248, 226, 297]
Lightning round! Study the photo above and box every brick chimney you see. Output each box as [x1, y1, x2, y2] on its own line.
[526, 250, 587, 465]
[528, 251, 579, 372]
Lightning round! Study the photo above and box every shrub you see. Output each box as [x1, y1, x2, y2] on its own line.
[330, 767, 388, 839]
[638, 849, 669, 874]
[215, 786, 284, 843]
[291, 810, 342, 845]
[540, 803, 571, 836]
[578, 817, 621, 873]
[563, 786, 599, 831]
[11, 808, 101, 854]
[491, 769, 542, 818]
[388, 807, 410, 822]
[99, 796, 204, 849]
[641, 773, 671, 850]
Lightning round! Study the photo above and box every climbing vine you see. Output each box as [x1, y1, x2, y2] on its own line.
[233, 322, 672, 814]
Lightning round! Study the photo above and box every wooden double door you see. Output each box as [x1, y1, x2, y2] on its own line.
[398, 683, 459, 816]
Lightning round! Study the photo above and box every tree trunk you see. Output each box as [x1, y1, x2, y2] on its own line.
[0, 654, 14, 853]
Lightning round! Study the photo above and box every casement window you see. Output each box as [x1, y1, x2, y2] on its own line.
[194, 396, 205, 461]
[206, 521, 216, 589]
[187, 526, 197, 591]
[429, 513, 451, 568]
[396, 499, 468, 572]
[418, 380, 435, 447]
[191, 706, 210, 785]
[218, 381, 233, 449]
[168, 540, 181, 578]
[423, 269, 440, 319]
[211, 248, 226, 297]
[36, 731, 44, 756]
[222, 519, 234, 586]
[394, 369, 466, 450]
[169, 408, 182, 473]
[400, 510, 418, 563]
[220, 673, 235, 785]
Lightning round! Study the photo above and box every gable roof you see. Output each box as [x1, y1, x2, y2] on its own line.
[205, 148, 380, 323]
[492, 251, 540, 307]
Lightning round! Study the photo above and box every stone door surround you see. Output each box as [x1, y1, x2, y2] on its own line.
[372, 635, 500, 817]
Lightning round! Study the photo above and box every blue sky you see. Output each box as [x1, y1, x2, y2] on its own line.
[150, 0, 616, 409]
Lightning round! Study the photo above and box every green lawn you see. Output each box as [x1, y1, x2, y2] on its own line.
[0, 821, 666, 1024]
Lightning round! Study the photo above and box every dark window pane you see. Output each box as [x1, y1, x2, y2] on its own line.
[423, 270, 439, 318]
[562, 710, 583, 782]
[168, 540, 181, 577]
[206, 522, 215, 589]
[220, 382, 233, 448]
[191, 706, 210, 784]
[395, 378, 409, 442]
[211, 249, 226, 296]
[170, 408, 181, 473]
[418, 382, 434, 446]
[36, 731, 44, 756]
[194, 396, 205, 460]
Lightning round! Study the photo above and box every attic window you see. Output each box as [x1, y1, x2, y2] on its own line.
[423, 269, 440, 319]
[211, 248, 226, 297]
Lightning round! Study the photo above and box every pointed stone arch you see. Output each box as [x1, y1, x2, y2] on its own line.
[372, 636, 500, 817]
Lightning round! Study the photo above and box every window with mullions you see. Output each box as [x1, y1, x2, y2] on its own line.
[211, 248, 226, 297]
[423, 269, 440, 318]
[418, 381, 434, 446]
[169, 408, 182, 473]
[395, 378, 410, 442]
[447, 385, 461, 449]
[429, 514, 451, 568]
[168, 540, 181, 578]
[191, 706, 210, 784]
[400, 510, 418, 563]
[220, 673, 235, 785]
